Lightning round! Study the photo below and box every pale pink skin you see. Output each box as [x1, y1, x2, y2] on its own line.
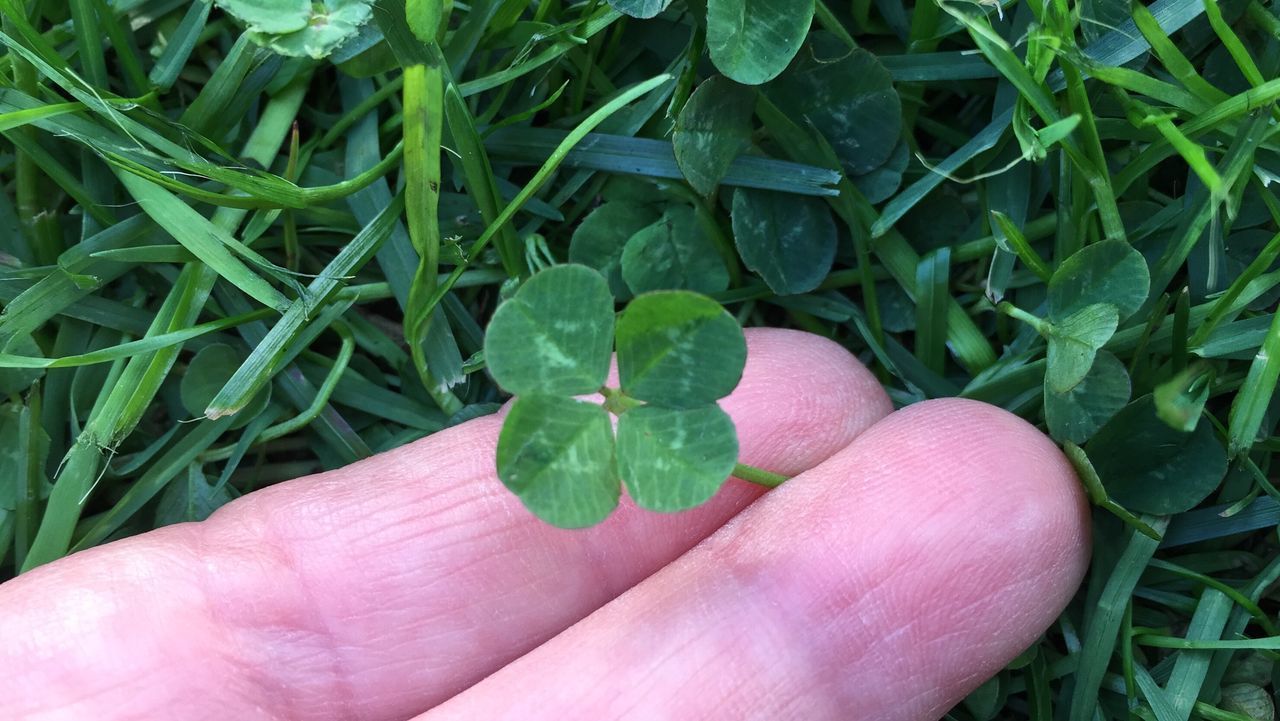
[0, 329, 1089, 721]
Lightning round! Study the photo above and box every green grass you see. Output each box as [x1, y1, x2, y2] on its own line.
[0, 0, 1278, 718]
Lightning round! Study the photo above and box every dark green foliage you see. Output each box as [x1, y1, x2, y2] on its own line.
[0, 0, 1277, 717]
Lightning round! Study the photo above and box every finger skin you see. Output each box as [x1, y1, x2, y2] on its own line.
[425, 399, 1091, 721]
[0, 329, 890, 721]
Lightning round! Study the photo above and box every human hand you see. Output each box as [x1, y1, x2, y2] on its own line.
[0, 329, 1089, 721]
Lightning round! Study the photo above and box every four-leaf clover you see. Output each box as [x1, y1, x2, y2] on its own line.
[484, 264, 748, 528]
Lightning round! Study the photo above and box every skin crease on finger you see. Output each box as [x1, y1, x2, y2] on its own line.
[0, 329, 892, 721]
[424, 399, 1092, 721]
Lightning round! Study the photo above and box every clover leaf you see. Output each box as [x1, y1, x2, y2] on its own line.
[1085, 395, 1227, 515]
[485, 265, 758, 527]
[673, 76, 756, 196]
[484, 264, 615, 396]
[616, 405, 738, 511]
[1048, 239, 1150, 322]
[496, 395, 619, 528]
[214, 0, 374, 59]
[1045, 303, 1120, 394]
[620, 206, 730, 295]
[731, 188, 837, 296]
[1044, 350, 1131, 443]
[616, 291, 747, 408]
[706, 0, 815, 84]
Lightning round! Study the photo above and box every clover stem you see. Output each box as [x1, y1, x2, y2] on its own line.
[733, 463, 789, 488]
[599, 386, 643, 415]
[997, 302, 1049, 335]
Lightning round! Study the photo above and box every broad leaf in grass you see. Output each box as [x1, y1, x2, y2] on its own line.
[851, 138, 909, 203]
[484, 265, 615, 396]
[731, 188, 836, 295]
[180, 344, 271, 430]
[213, 0, 311, 34]
[569, 201, 662, 299]
[620, 205, 729, 295]
[1048, 239, 1150, 322]
[706, 0, 815, 85]
[673, 76, 756, 195]
[1086, 395, 1228, 515]
[766, 39, 902, 174]
[1045, 303, 1120, 394]
[616, 291, 746, 408]
[617, 405, 738, 511]
[0, 334, 41, 395]
[406, 0, 443, 42]
[1045, 350, 1131, 444]
[155, 467, 236, 525]
[496, 395, 619, 528]
[606, 0, 673, 19]
[216, 0, 375, 59]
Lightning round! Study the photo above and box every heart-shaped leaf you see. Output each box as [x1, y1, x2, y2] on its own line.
[1086, 395, 1228, 514]
[181, 343, 270, 430]
[1048, 239, 1150, 322]
[706, 0, 815, 85]
[569, 201, 662, 298]
[484, 264, 615, 396]
[617, 404, 738, 511]
[616, 291, 746, 408]
[214, 0, 311, 34]
[765, 40, 902, 174]
[673, 76, 756, 195]
[1045, 350, 1131, 443]
[1045, 303, 1120, 394]
[219, 0, 375, 59]
[731, 187, 836, 295]
[605, 0, 672, 18]
[620, 205, 729, 295]
[851, 138, 909, 203]
[496, 395, 619, 528]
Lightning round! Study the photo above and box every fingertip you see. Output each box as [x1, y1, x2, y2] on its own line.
[731, 328, 892, 475]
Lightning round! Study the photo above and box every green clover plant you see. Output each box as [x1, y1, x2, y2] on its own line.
[213, 0, 376, 59]
[484, 264, 785, 528]
[998, 239, 1151, 444]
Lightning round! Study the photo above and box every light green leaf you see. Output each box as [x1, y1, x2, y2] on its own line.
[606, 0, 672, 18]
[1048, 239, 1151, 322]
[616, 291, 746, 408]
[569, 201, 661, 298]
[484, 265, 615, 396]
[1045, 350, 1131, 444]
[1154, 365, 1211, 432]
[673, 76, 756, 195]
[213, 0, 311, 34]
[1086, 395, 1228, 515]
[765, 40, 902, 174]
[707, 0, 815, 85]
[1046, 303, 1120, 394]
[620, 206, 729, 295]
[731, 188, 836, 295]
[617, 405, 738, 511]
[496, 395, 619, 528]
[217, 0, 376, 59]
[406, 0, 443, 43]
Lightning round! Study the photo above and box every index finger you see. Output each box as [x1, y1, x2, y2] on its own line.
[1, 328, 891, 721]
